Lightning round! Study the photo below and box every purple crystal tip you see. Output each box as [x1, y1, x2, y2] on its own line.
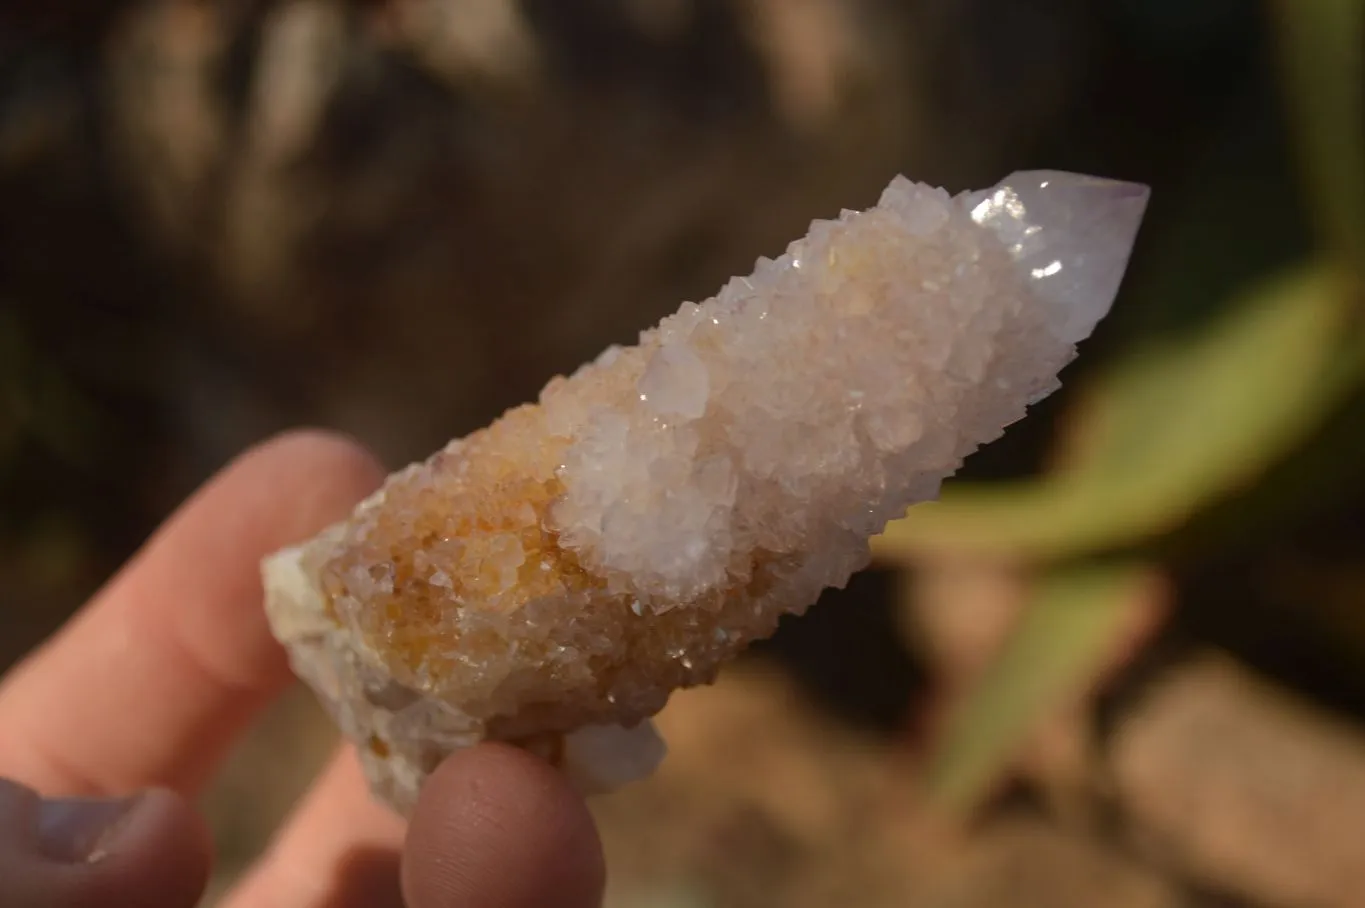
[965, 170, 1151, 344]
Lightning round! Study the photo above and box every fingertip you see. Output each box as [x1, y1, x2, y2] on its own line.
[2, 786, 210, 908]
[237, 427, 383, 477]
[403, 744, 605, 908]
[228, 428, 387, 518]
[82, 788, 211, 905]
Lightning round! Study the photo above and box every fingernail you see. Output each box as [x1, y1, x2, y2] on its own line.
[37, 794, 144, 863]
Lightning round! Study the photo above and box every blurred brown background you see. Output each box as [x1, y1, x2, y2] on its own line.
[3, 1, 1365, 905]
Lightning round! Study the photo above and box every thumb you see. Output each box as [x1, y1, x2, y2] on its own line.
[0, 778, 209, 908]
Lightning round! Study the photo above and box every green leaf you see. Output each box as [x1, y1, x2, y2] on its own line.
[873, 265, 1359, 562]
[1272, 0, 1365, 277]
[926, 561, 1157, 811]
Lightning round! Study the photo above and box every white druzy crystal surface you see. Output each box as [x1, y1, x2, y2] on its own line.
[262, 170, 1148, 814]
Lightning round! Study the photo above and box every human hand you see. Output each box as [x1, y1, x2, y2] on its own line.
[0, 431, 605, 908]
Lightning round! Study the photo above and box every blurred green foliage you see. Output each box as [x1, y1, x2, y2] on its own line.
[874, 0, 1365, 811]
[926, 562, 1156, 809]
[876, 265, 1358, 562]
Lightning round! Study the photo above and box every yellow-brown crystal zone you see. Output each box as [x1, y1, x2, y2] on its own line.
[317, 354, 795, 741]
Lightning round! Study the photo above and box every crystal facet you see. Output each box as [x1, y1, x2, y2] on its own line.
[262, 170, 1149, 814]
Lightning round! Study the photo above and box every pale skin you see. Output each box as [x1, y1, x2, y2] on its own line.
[0, 430, 606, 907]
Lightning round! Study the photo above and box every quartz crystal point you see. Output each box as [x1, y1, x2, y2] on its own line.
[262, 170, 1149, 814]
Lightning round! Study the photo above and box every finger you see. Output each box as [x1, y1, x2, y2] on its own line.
[220, 746, 406, 908]
[403, 744, 606, 908]
[222, 743, 607, 908]
[0, 429, 384, 796]
[0, 777, 210, 908]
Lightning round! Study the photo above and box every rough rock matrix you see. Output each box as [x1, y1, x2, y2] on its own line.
[262, 171, 1149, 814]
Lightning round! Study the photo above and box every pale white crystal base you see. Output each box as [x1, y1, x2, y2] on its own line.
[561, 722, 668, 795]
